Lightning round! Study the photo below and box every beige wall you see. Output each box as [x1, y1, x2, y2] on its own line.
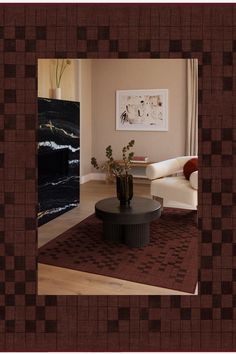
[38, 59, 79, 101]
[91, 59, 187, 165]
[38, 59, 188, 179]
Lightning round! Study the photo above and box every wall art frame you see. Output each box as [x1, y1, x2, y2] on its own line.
[116, 89, 168, 131]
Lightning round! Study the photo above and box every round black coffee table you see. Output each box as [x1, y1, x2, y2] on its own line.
[95, 197, 161, 248]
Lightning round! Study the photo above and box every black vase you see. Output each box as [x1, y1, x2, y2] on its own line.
[116, 174, 133, 206]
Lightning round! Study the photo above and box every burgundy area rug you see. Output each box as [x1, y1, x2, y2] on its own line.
[38, 208, 198, 293]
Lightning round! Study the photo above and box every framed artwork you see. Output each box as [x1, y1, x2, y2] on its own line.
[116, 89, 168, 131]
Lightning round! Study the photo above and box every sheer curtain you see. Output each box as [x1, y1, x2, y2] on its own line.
[186, 59, 198, 156]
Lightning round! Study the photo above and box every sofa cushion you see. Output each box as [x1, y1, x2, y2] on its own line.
[150, 176, 197, 209]
[189, 171, 198, 190]
[183, 158, 198, 180]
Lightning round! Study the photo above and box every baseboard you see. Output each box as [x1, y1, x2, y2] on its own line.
[80, 173, 106, 184]
[80, 174, 93, 184]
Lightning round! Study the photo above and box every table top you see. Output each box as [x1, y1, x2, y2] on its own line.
[95, 197, 161, 225]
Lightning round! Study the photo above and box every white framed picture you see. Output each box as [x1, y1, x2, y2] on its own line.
[116, 89, 168, 131]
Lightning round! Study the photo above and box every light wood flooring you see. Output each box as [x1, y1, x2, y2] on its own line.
[38, 180, 198, 295]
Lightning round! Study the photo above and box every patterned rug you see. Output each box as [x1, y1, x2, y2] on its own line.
[38, 208, 198, 293]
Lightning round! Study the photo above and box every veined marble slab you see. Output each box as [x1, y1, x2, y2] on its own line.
[38, 98, 80, 226]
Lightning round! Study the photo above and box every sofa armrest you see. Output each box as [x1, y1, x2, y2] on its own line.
[146, 156, 197, 180]
[189, 170, 198, 190]
[146, 158, 181, 180]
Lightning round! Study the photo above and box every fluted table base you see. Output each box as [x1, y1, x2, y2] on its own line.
[103, 222, 149, 248]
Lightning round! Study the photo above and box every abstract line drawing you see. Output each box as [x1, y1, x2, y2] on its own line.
[116, 89, 168, 131]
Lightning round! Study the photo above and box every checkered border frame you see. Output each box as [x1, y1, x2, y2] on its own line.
[0, 3, 235, 351]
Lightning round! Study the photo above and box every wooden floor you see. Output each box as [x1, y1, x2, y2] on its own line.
[38, 180, 198, 295]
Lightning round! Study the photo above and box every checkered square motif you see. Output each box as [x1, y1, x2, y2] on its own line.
[0, 3, 236, 351]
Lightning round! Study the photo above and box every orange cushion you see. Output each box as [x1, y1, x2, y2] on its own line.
[183, 158, 198, 180]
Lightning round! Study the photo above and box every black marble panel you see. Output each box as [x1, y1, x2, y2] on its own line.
[38, 98, 80, 226]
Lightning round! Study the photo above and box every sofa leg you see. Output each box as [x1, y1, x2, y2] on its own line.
[152, 196, 164, 211]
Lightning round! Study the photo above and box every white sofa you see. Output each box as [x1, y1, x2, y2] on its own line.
[146, 156, 198, 210]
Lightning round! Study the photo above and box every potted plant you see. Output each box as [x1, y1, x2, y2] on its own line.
[91, 140, 135, 206]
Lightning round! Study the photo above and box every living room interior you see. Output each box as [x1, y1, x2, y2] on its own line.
[37, 58, 198, 296]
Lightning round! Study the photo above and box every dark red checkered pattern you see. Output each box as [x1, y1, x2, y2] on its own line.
[0, 3, 236, 351]
[38, 209, 198, 293]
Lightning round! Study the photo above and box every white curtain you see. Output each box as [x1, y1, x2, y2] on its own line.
[186, 59, 198, 156]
